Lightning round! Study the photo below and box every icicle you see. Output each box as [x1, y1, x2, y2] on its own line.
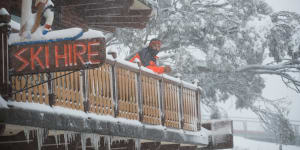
[54, 132, 59, 148]
[64, 133, 68, 150]
[111, 136, 129, 144]
[36, 128, 45, 150]
[23, 127, 31, 144]
[135, 139, 141, 150]
[104, 136, 111, 150]
[67, 132, 75, 144]
[90, 134, 100, 150]
[81, 133, 87, 150]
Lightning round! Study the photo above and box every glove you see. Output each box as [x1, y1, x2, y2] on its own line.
[164, 66, 172, 73]
[42, 29, 49, 35]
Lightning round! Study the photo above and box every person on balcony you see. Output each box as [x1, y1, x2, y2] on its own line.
[128, 39, 172, 74]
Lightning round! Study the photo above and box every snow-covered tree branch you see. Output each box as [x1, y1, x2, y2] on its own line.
[109, 0, 300, 146]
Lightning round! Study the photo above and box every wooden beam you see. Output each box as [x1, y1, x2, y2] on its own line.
[71, 1, 130, 9]
[179, 146, 197, 150]
[53, 0, 114, 7]
[84, 7, 128, 17]
[88, 22, 147, 28]
[89, 25, 116, 32]
[159, 144, 180, 150]
[129, 9, 152, 16]
[141, 142, 161, 149]
[86, 16, 150, 24]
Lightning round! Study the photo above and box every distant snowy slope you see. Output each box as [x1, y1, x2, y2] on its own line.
[228, 136, 300, 150]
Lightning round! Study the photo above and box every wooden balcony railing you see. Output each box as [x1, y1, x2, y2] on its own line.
[9, 57, 202, 131]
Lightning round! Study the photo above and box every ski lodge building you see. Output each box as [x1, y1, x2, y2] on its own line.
[0, 0, 233, 150]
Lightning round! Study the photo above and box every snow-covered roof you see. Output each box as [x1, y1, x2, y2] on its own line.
[8, 28, 105, 45]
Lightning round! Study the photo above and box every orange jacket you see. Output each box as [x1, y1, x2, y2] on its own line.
[129, 52, 166, 74]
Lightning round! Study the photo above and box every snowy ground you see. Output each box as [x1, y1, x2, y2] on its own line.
[227, 136, 300, 150]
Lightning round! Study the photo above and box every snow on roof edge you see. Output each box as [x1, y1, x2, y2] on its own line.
[5, 100, 209, 143]
[0, 8, 9, 15]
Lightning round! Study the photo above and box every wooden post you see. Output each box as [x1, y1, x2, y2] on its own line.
[178, 83, 184, 129]
[82, 70, 90, 112]
[137, 65, 143, 122]
[159, 79, 165, 126]
[111, 62, 119, 117]
[47, 73, 55, 106]
[196, 88, 201, 131]
[0, 10, 11, 99]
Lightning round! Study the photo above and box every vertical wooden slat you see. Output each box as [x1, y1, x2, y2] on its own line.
[67, 71, 72, 108]
[15, 77, 21, 101]
[98, 67, 103, 114]
[96, 68, 102, 114]
[165, 83, 169, 127]
[88, 69, 94, 112]
[154, 80, 159, 124]
[94, 68, 99, 113]
[27, 76, 33, 102]
[78, 71, 84, 110]
[37, 75, 43, 103]
[144, 76, 148, 123]
[166, 83, 170, 127]
[108, 65, 114, 115]
[105, 65, 112, 115]
[32, 75, 38, 103]
[103, 66, 108, 114]
[145, 76, 150, 123]
[118, 67, 122, 117]
[148, 78, 153, 124]
[131, 72, 135, 119]
[70, 72, 75, 109]
[129, 71, 133, 119]
[73, 72, 78, 109]
[124, 70, 129, 119]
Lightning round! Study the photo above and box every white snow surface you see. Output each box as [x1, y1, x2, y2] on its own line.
[8, 28, 104, 45]
[0, 96, 8, 108]
[106, 55, 199, 90]
[9, 19, 20, 30]
[6, 100, 208, 141]
[231, 136, 300, 150]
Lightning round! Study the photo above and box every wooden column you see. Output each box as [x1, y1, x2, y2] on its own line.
[81, 70, 90, 112]
[196, 89, 201, 131]
[47, 73, 55, 106]
[137, 65, 143, 122]
[0, 11, 11, 98]
[111, 61, 119, 117]
[178, 83, 184, 129]
[159, 79, 165, 126]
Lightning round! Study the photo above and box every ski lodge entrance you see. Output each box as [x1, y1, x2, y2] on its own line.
[0, 0, 233, 150]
